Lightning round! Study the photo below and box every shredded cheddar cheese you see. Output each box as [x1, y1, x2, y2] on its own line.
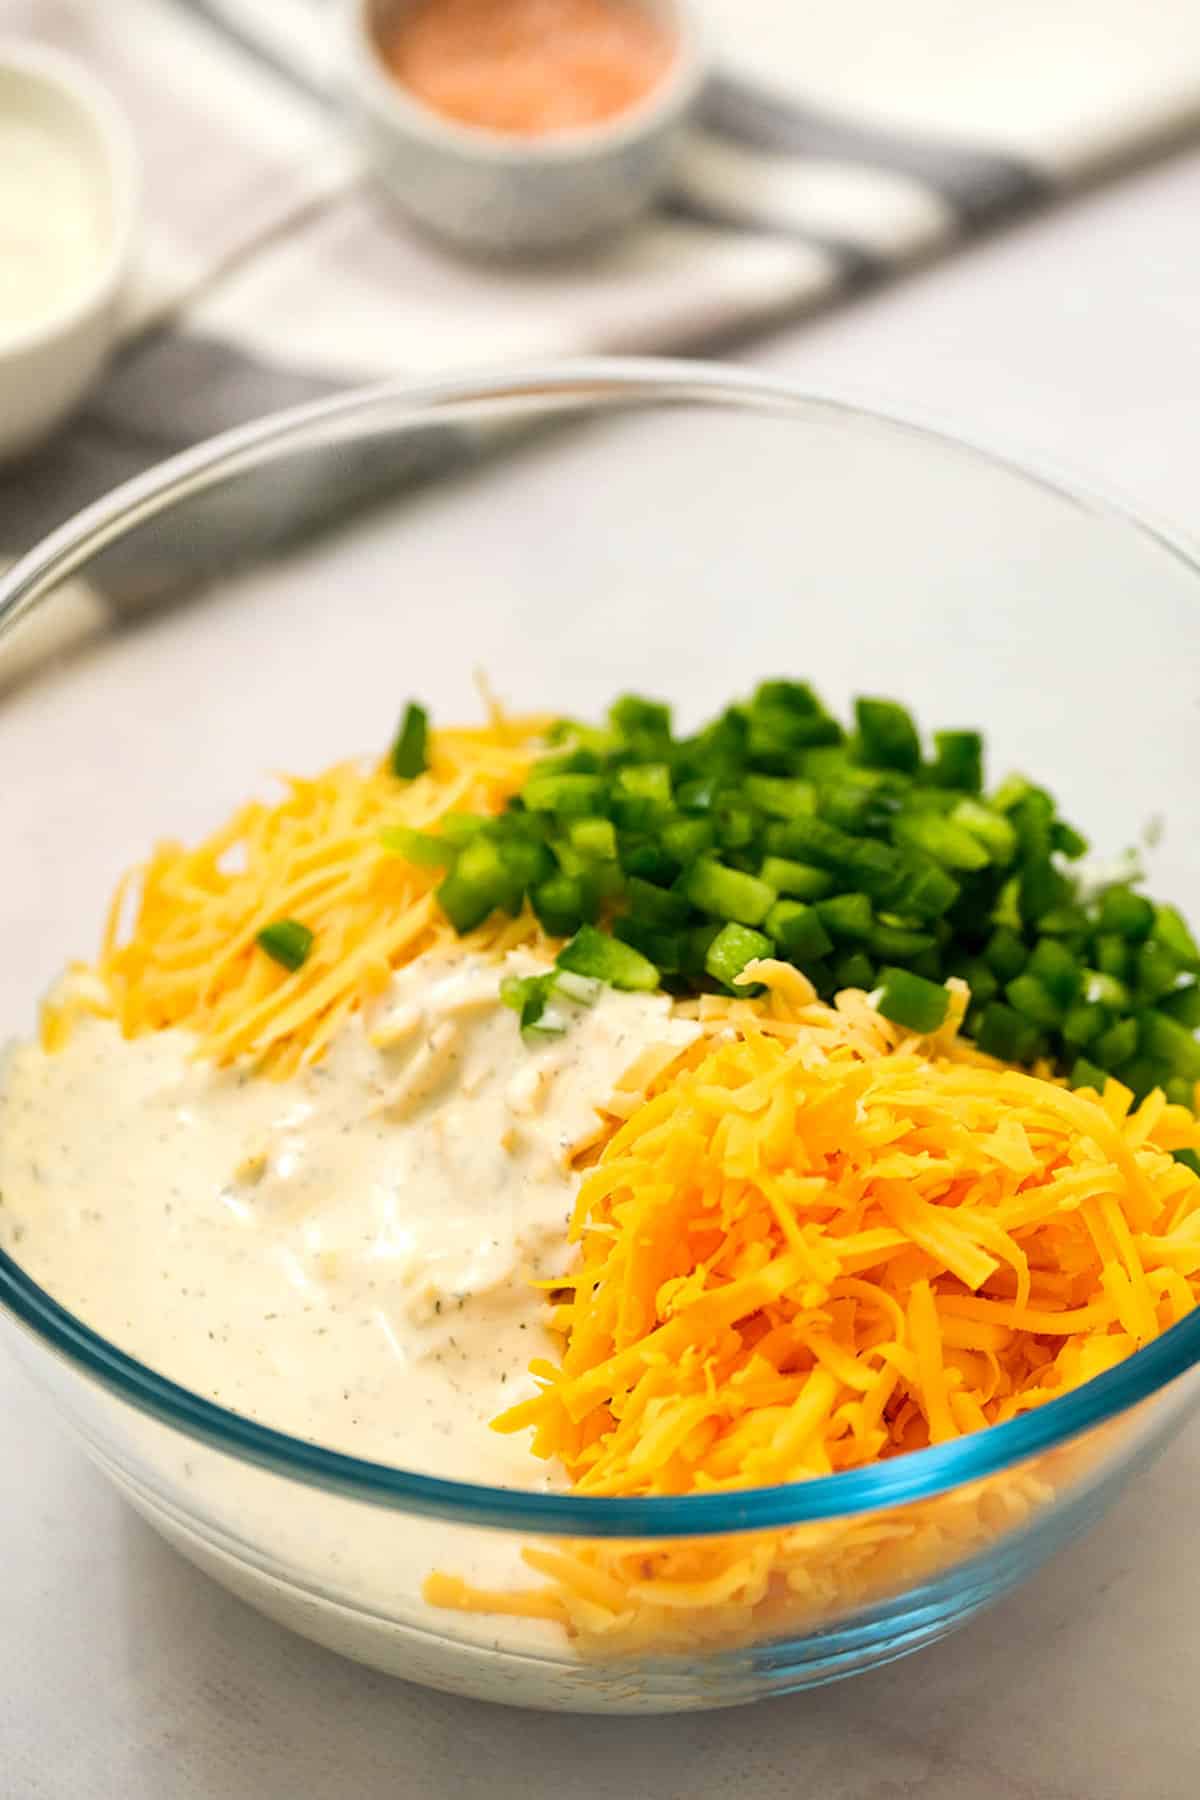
[428, 961, 1200, 1653]
[46, 716, 553, 1077]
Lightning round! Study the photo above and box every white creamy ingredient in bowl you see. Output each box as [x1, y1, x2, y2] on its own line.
[0, 949, 697, 1486]
[0, 116, 108, 339]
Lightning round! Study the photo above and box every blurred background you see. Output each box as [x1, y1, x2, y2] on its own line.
[2, 0, 1200, 688]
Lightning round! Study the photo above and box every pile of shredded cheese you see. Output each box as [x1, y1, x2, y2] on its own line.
[45, 715, 553, 1078]
[428, 962, 1200, 1653]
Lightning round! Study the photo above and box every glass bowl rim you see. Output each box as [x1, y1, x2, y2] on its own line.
[3, 354, 1200, 1541]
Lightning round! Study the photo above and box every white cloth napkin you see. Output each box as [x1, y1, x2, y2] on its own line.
[2, 0, 1200, 675]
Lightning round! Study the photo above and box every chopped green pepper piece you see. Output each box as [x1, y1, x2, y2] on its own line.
[557, 924, 659, 992]
[550, 839, 587, 880]
[1018, 857, 1065, 924]
[660, 817, 715, 864]
[1094, 934, 1130, 979]
[855, 698, 921, 773]
[743, 773, 817, 819]
[538, 745, 603, 775]
[759, 857, 836, 901]
[389, 702, 429, 779]
[895, 811, 990, 871]
[501, 972, 543, 1012]
[950, 799, 1017, 865]
[960, 959, 999, 1007]
[684, 707, 747, 770]
[1154, 904, 1200, 970]
[615, 763, 673, 809]
[1005, 974, 1064, 1031]
[1094, 1016, 1138, 1070]
[617, 836, 677, 884]
[714, 805, 758, 851]
[816, 892, 874, 942]
[683, 921, 722, 974]
[1011, 789, 1055, 856]
[256, 919, 313, 972]
[682, 857, 776, 927]
[801, 745, 852, 781]
[379, 826, 453, 868]
[870, 921, 936, 960]
[626, 876, 690, 929]
[500, 972, 561, 1035]
[568, 816, 617, 861]
[531, 873, 588, 937]
[1027, 938, 1082, 1005]
[582, 859, 624, 905]
[1162, 984, 1200, 1028]
[908, 947, 944, 982]
[1082, 969, 1130, 1011]
[817, 959, 845, 999]
[522, 772, 609, 817]
[990, 875, 1022, 931]
[902, 788, 957, 818]
[1097, 885, 1155, 941]
[874, 966, 950, 1034]
[436, 837, 515, 932]
[434, 876, 494, 935]
[748, 708, 842, 761]
[1137, 1009, 1200, 1081]
[609, 694, 672, 740]
[438, 812, 490, 846]
[1135, 939, 1181, 1003]
[409, 682, 1200, 1111]
[520, 999, 565, 1039]
[818, 780, 892, 836]
[1038, 903, 1090, 939]
[760, 817, 830, 863]
[892, 856, 960, 920]
[613, 917, 685, 973]
[1070, 1057, 1108, 1092]
[1119, 1056, 1173, 1103]
[765, 899, 833, 963]
[763, 816, 905, 903]
[990, 773, 1034, 813]
[1052, 820, 1090, 860]
[835, 950, 875, 990]
[498, 837, 555, 890]
[675, 775, 722, 814]
[705, 922, 772, 988]
[927, 730, 983, 793]
[1062, 1002, 1107, 1048]
[985, 929, 1027, 982]
[976, 1002, 1040, 1065]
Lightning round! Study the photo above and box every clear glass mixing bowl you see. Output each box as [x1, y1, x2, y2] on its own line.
[1, 361, 1199, 1713]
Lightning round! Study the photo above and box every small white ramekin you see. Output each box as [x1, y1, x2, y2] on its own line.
[343, 0, 704, 257]
[0, 42, 138, 463]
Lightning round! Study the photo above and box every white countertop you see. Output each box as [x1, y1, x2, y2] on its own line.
[4, 144, 1200, 1797]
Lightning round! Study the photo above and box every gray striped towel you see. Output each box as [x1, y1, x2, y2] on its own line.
[3, 0, 1200, 686]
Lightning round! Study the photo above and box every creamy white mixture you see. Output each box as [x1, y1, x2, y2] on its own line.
[0, 950, 696, 1487]
[0, 118, 109, 339]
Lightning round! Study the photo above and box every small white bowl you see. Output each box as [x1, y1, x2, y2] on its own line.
[344, 0, 704, 257]
[0, 42, 138, 463]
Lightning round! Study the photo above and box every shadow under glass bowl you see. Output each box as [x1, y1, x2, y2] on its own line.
[1, 360, 1199, 1712]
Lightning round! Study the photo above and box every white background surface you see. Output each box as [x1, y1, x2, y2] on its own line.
[3, 143, 1200, 1796]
